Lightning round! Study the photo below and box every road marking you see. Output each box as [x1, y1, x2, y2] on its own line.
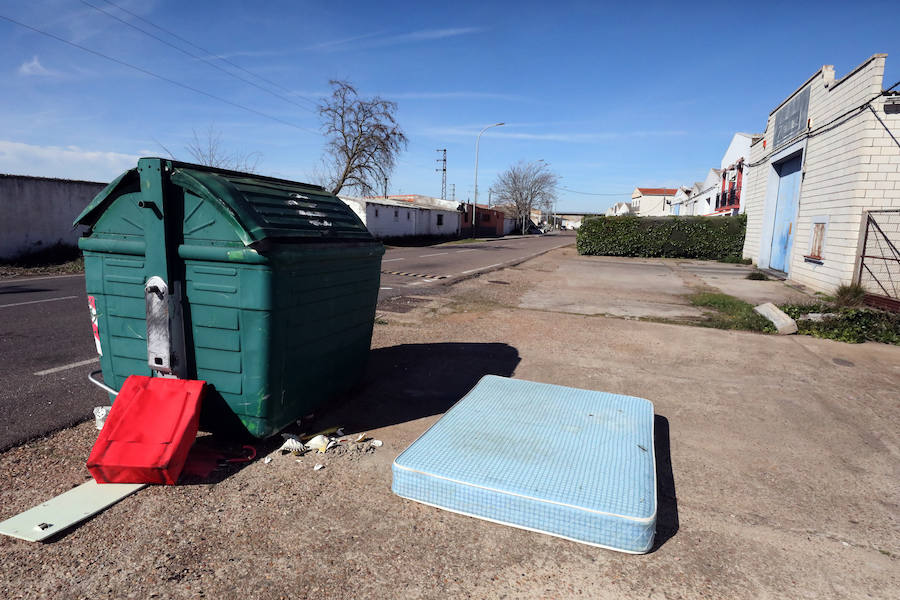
[419, 252, 449, 257]
[0, 295, 78, 309]
[382, 258, 405, 262]
[461, 263, 502, 274]
[455, 249, 477, 253]
[34, 357, 100, 376]
[0, 274, 84, 285]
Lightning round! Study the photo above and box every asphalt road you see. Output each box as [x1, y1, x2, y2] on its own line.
[0, 233, 574, 449]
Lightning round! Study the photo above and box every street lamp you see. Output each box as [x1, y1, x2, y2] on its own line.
[473, 122, 504, 237]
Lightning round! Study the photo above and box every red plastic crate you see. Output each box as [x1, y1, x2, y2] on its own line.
[87, 376, 206, 485]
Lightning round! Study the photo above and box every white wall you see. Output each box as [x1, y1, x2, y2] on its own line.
[721, 134, 752, 170]
[743, 54, 900, 293]
[633, 194, 671, 216]
[340, 196, 461, 238]
[0, 174, 105, 260]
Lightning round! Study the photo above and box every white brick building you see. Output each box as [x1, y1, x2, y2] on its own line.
[742, 53, 900, 298]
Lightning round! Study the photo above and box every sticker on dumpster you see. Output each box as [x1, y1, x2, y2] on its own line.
[87, 296, 102, 356]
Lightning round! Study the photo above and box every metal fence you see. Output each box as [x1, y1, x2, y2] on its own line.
[857, 209, 900, 310]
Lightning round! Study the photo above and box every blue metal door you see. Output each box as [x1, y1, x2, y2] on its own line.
[769, 155, 802, 273]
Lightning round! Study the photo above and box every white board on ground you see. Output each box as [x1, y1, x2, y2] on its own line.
[0, 479, 146, 542]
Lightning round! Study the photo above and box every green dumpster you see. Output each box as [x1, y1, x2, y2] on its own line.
[74, 157, 384, 438]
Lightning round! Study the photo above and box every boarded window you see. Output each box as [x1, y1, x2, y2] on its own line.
[808, 223, 826, 259]
[437, 214, 444, 226]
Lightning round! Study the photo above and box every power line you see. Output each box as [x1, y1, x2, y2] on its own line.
[560, 187, 631, 196]
[80, 0, 317, 114]
[98, 0, 318, 109]
[0, 13, 319, 134]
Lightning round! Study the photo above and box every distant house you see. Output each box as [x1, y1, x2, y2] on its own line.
[605, 202, 633, 216]
[742, 53, 900, 302]
[460, 203, 508, 237]
[670, 186, 693, 216]
[340, 195, 461, 238]
[684, 169, 722, 216]
[631, 188, 678, 216]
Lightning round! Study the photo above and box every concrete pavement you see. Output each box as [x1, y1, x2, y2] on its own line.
[1, 246, 897, 599]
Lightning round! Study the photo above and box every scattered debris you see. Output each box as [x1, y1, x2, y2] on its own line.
[355, 433, 369, 443]
[93, 406, 112, 430]
[305, 434, 330, 453]
[800, 312, 839, 322]
[371, 440, 383, 447]
[313, 463, 324, 471]
[278, 434, 307, 455]
[263, 457, 273, 464]
[753, 302, 798, 335]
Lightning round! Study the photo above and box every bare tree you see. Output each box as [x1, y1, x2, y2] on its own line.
[318, 80, 408, 196]
[184, 125, 261, 172]
[492, 160, 559, 234]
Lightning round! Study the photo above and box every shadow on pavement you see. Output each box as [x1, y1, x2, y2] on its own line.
[651, 414, 679, 552]
[313, 342, 521, 433]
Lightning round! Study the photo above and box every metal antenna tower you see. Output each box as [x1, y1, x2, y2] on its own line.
[435, 149, 447, 200]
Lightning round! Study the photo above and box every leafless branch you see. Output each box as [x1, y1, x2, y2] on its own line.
[184, 124, 262, 172]
[492, 160, 559, 233]
[318, 80, 408, 196]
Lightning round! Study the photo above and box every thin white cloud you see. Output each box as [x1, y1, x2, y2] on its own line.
[18, 56, 58, 77]
[384, 91, 529, 102]
[424, 127, 688, 143]
[312, 27, 483, 51]
[0, 140, 139, 181]
[309, 30, 389, 50]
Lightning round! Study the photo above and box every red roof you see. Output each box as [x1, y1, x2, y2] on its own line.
[636, 187, 678, 196]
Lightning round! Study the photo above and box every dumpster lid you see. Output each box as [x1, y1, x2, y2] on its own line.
[75, 158, 374, 245]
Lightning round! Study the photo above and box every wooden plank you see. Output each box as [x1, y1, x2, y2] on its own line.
[0, 480, 146, 542]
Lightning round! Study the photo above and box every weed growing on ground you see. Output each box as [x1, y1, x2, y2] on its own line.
[688, 292, 775, 332]
[780, 303, 900, 345]
[0, 243, 84, 278]
[832, 283, 866, 307]
[746, 271, 769, 280]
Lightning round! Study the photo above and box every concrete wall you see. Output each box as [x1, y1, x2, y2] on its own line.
[0, 174, 106, 260]
[742, 54, 899, 293]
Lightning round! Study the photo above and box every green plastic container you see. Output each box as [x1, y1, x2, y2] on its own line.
[75, 158, 384, 438]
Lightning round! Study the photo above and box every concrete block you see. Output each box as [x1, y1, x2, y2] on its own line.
[754, 302, 798, 335]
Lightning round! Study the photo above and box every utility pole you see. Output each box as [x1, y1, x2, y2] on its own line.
[382, 175, 388, 198]
[435, 149, 447, 201]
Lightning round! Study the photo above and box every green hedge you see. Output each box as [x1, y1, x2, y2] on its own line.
[576, 214, 747, 259]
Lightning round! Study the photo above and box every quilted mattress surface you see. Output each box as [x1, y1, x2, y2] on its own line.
[391, 376, 657, 553]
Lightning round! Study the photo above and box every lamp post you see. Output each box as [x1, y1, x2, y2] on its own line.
[473, 122, 504, 237]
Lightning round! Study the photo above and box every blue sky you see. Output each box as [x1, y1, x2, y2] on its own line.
[1, 0, 898, 213]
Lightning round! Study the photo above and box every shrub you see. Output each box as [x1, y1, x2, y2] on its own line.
[780, 303, 900, 345]
[577, 214, 746, 260]
[746, 271, 769, 280]
[718, 255, 753, 265]
[833, 283, 866, 308]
